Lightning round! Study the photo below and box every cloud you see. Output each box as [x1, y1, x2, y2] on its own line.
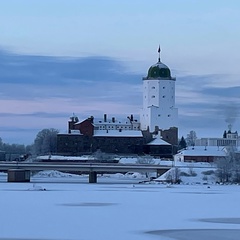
[0, 49, 240, 144]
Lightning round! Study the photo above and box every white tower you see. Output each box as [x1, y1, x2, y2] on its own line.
[140, 47, 178, 133]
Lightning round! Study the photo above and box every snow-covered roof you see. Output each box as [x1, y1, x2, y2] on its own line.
[147, 138, 170, 146]
[94, 130, 143, 137]
[176, 146, 226, 157]
[93, 118, 140, 126]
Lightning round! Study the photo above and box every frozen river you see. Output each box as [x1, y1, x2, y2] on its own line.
[0, 173, 240, 240]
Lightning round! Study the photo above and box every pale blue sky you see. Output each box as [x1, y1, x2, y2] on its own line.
[0, 0, 240, 144]
[1, 0, 240, 74]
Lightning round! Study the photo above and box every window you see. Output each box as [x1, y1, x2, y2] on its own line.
[168, 114, 171, 117]
[152, 95, 155, 98]
[163, 95, 165, 98]
[152, 86, 155, 89]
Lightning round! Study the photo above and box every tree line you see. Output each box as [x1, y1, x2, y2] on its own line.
[0, 128, 59, 158]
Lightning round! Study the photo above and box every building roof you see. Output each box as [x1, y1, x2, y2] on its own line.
[147, 137, 171, 146]
[147, 61, 172, 79]
[94, 130, 143, 137]
[176, 146, 226, 157]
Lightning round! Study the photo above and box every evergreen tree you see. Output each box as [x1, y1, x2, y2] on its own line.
[178, 136, 187, 150]
[223, 130, 227, 138]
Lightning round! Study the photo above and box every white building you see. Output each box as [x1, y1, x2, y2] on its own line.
[195, 126, 239, 147]
[140, 50, 178, 133]
[174, 146, 227, 163]
[93, 114, 140, 131]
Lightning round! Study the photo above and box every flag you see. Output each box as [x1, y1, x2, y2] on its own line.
[158, 45, 161, 53]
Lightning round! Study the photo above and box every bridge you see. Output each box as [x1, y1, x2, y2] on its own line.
[0, 162, 171, 183]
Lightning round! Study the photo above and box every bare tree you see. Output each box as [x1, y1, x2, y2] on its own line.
[136, 155, 155, 178]
[92, 149, 115, 162]
[186, 130, 197, 147]
[33, 128, 59, 155]
[215, 157, 232, 183]
[165, 167, 181, 184]
[215, 146, 240, 183]
[136, 155, 155, 165]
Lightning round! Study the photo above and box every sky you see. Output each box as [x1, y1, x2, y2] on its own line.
[0, 0, 240, 144]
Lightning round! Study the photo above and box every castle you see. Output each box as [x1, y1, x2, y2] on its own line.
[57, 49, 178, 157]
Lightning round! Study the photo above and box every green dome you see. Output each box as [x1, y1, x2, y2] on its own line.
[147, 62, 171, 79]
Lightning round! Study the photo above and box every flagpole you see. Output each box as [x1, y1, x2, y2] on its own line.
[158, 45, 161, 62]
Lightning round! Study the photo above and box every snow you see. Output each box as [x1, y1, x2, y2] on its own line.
[1, 170, 240, 240]
[36, 155, 94, 161]
[147, 137, 170, 145]
[176, 146, 226, 157]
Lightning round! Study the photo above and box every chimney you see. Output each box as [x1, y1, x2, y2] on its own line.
[130, 114, 133, 121]
[88, 116, 94, 123]
[112, 117, 115, 123]
[104, 114, 107, 122]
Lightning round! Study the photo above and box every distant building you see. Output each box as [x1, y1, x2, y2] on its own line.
[195, 125, 239, 147]
[140, 50, 178, 133]
[57, 114, 144, 155]
[57, 48, 178, 156]
[174, 146, 226, 163]
[141, 133, 173, 158]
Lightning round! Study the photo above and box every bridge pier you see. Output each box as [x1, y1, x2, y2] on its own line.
[8, 169, 31, 182]
[89, 171, 97, 183]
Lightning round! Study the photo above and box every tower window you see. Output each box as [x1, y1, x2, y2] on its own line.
[163, 95, 165, 98]
[158, 114, 161, 117]
[152, 95, 155, 98]
[168, 114, 171, 117]
[163, 86, 165, 89]
[152, 86, 155, 89]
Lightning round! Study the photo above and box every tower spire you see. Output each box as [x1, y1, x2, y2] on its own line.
[158, 45, 161, 62]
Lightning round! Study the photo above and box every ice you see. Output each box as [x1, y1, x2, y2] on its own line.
[0, 172, 240, 240]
